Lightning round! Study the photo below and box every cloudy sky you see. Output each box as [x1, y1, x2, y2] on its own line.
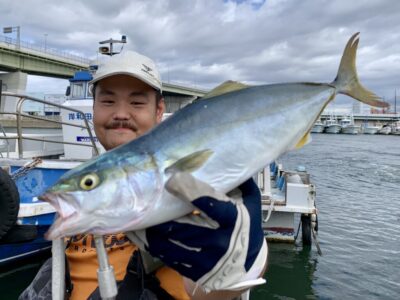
[1, 0, 399, 110]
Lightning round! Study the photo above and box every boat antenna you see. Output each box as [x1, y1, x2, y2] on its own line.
[98, 35, 127, 56]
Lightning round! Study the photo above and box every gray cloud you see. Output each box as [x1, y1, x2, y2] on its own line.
[1, 0, 399, 108]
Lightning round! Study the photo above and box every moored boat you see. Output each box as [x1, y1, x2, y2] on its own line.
[378, 125, 391, 135]
[362, 123, 381, 134]
[0, 90, 96, 266]
[340, 115, 360, 134]
[260, 162, 318, 246]
[389, 121, 400, 135]
[311, 119, 324, 133]
[0, 164, 58, 265]
[324, 115, 341, 134]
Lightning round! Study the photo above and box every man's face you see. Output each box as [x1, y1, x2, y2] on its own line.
[93, 74, 165, 150]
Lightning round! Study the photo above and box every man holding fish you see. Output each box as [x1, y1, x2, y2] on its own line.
[21, 51, 267, 299]
[23, 32, 388, 300]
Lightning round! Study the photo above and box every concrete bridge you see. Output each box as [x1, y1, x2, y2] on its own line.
[0, 33, 92, 112]
[0, 34, 90, 78]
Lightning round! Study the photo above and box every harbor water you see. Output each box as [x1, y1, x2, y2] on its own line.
[252, 133, 400, 299]
[1, 134, 399, 299]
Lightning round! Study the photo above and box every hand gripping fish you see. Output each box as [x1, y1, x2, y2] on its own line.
[41, 33, 388, 239]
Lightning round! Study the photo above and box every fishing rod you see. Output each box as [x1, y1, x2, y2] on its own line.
[94, 235, 118, 300]
[51, 236, 118, 300]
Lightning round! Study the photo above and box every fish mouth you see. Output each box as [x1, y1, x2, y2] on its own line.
[44, 211, 78, 240]
[39, 192, 78, 219]
[39, 192, 80, 240]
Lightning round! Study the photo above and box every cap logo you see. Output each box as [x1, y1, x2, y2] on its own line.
[141, 64, 155, 78]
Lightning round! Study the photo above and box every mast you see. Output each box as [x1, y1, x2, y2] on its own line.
[98, 35, 127, 56]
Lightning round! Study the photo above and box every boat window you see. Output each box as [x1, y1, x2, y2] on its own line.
[71, 82, 85, 99]
[85, 85, 92, 99]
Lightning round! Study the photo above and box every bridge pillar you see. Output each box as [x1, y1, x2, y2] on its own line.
[0, 71, 27, 112]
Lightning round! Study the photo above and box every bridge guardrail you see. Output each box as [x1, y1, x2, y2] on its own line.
[0, 35, 91, 65]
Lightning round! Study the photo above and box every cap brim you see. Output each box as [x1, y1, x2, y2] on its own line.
[89, 71, 162, 93]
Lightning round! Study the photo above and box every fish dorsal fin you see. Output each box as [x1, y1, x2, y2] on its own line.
[293, 132, 312, 150]
[203, 80, 250, 99]
[165, 149, 213, 174]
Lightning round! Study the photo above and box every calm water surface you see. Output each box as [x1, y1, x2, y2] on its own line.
[253, 134, 400, 299]
[1, 134, 399, 299]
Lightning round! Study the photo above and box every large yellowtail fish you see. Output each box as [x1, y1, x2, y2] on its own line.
[41, 33, 388, 239]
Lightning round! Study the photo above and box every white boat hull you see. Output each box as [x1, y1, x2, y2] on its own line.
[363, 127, 380, 134]
[311, 124, 324, 133]
[378, 127, 391, 135]
[324, 124, 341, 134]
[341, 126, 360, 134]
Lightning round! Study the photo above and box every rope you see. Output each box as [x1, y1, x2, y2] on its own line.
[10, 157, 42, 180]
[293, 219, 302, 243]
[312, 227, 323, 256]
[263, 198, 275, 223]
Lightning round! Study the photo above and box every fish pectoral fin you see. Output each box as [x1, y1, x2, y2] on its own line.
[165, 149, 213, 174]
[202, 80, 250, 99]
[294, 132, 312, 150]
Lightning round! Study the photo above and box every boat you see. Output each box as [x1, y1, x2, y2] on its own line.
[0, 62, 101, 265]
[259, 162, 318, 247]
[311, 119, 324, 133]
[324, 115, 341, 134]
[340, 115, 360, 134]
[362, 121, 381, 134]
[0, 91, 90, 266]
[377, 125, 392, 135]
[362, 126, 380, 134]
[391, 121, 400, 135]
[0, 162, 62, 265]
[0, 225, 52, 265]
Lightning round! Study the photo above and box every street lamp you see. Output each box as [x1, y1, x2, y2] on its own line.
[3, 26, 20, 49]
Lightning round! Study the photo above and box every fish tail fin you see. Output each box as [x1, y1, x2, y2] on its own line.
[332, 32, 388, 108]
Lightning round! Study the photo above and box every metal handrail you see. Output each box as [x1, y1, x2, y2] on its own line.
[0, 122, 10, 157]
[0, 91, 99, 158]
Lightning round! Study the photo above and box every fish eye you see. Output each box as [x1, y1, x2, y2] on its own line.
[80, 173, 100, 191]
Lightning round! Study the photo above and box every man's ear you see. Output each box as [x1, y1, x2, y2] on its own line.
[156, 97, 166, 123]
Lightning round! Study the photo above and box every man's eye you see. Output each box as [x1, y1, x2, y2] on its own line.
[101, 100, 114, 105]
[132, 101, 145, 106]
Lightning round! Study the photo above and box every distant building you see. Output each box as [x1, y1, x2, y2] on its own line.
[352, 102, 371, 115]
[23, 93, 66, 115]
[44, 94, 66, 115]
[353, 101, 392, 115]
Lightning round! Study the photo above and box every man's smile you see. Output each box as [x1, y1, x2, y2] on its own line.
[110, 127, 134, 132]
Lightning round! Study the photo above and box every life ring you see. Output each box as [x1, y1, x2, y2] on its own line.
[0, 168, 20, 240]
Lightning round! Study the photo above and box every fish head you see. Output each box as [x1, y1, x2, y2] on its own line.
[40, 157, 163, 240]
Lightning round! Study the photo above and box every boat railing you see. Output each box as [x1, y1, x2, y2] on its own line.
[0, 122, 10, 158]
[0, 91, 99, 159]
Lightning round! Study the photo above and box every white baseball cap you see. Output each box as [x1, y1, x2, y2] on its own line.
[89, 50, 162, 93]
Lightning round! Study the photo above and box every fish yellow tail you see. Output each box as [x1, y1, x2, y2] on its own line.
[332, 32, 388, 108]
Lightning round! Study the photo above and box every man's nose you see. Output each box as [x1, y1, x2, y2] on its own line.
[112, 102, 131, 120]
